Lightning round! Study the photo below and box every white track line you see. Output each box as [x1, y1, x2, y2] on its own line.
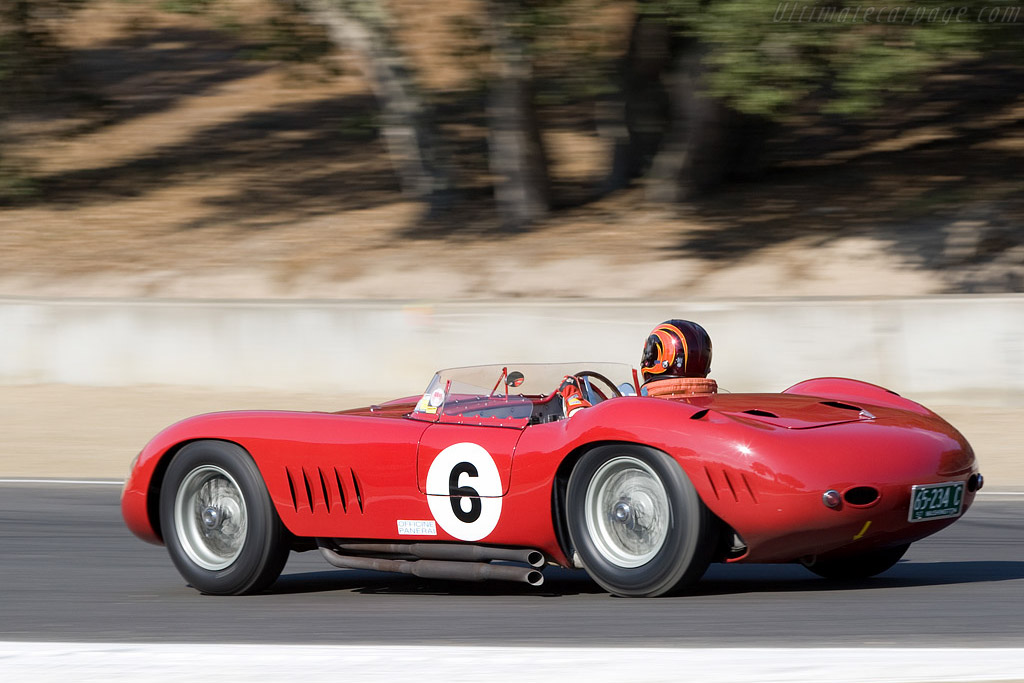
[1, 644, 1022, 682]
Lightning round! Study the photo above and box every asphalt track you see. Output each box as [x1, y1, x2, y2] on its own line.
[2, 483, 1023, 649]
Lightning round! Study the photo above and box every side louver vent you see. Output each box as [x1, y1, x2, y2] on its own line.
[317, 467, 331, 513]
[334, 468, 347, 512]
[703, 466, 758, 503]
[301, 467, 314, 510]
[286, 468, 298, 510]
[284, 465, 361, 514]
[351, 468, 364, 513]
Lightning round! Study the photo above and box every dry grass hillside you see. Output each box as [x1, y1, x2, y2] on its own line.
[1, 0, 1022, 300]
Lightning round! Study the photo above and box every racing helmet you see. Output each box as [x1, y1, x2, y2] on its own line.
[640, 319, 712, 383]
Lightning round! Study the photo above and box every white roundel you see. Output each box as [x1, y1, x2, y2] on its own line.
[425, 442, 503, 542]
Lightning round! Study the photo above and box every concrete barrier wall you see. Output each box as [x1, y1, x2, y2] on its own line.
[2, 296, 1022, 402]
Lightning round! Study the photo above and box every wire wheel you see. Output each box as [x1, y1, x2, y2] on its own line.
[174, 465, 248, 571]
[160, 441, 290, 595]
[584, 456, 670, 568]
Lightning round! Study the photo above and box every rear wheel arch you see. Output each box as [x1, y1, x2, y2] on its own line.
[552, 442, 608, 564]
[784, 377, 933, 416]
[552, 441, 721, 574]
[562, 442, 720, 596]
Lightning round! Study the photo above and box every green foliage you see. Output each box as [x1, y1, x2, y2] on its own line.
[236, 14, 334, 63]
[159, 0, 216, 13]
[0, 154, 37, 204]
[643, 0, 1020, 117]
[461, 1, 622, 106]
[0, 34, 12, 85]
[0, 0, 84, 99]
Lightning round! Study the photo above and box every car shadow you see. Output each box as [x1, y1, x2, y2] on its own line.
[269, 566, 603, 597]
[678, 560, 1024, 598]
[265, 560, 1024, 598]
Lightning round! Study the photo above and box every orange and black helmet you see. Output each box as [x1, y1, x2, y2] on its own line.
[640, 320, 712, 382]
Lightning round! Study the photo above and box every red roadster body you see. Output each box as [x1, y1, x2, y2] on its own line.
[122, 362, 981, 597]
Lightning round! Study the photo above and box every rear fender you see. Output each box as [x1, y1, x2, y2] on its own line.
[784, 377, 935, 417]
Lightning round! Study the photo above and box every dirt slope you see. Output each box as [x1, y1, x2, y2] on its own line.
[1, 0, 1022, 300]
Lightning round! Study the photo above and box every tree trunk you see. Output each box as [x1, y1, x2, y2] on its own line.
[484, 0, 550, 232]
[646, 38, 773, 203]
[644, 38, 729, 203]
[295, 0, 450, 209]
[599, 14, 674, 195]
[604, 12, 768, 203]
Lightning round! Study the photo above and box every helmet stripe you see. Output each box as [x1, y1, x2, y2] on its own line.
[654, 329, 676, 366]
[658, 323, 689, 369]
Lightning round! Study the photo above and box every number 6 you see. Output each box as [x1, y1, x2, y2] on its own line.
[449, 461, 482, 523]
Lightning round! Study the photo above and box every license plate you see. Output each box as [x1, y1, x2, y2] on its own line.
[909, 482, 965, 522]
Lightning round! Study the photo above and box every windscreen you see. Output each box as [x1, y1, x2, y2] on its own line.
[413, 363, 635, 417]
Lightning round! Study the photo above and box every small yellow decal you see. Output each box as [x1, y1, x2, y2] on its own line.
[853, 520, 872, 540]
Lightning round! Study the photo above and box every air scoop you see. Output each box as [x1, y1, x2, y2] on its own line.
[707, 394, 879, 430]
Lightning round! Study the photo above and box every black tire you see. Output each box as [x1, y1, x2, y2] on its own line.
[566, 444, 715, 597]
[159, 440, 290, 595]
[802, 543, 910, 580]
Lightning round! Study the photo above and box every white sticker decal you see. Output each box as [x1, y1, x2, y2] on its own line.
[425, 442, 503, 542]
[397, 520, 437, 536]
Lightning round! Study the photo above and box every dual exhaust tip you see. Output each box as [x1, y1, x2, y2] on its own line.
[318, 541, 546, 587]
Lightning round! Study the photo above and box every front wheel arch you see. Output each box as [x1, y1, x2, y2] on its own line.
[147, 438, 241, 542]
[159, 439, 290, 595]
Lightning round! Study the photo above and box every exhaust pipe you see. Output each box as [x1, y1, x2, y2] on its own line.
[319, 547, 545, 586]
[333, 542, 546, 568]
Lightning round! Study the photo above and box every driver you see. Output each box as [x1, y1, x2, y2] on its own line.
[558, 375, 592, 417]
[640, 320, 718, 398]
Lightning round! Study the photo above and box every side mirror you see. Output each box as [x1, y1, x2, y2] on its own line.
[618, 382, 637, 396]
[506, 371, 525, 388]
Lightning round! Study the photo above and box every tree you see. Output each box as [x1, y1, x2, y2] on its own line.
[613, 0, 1022, 199]
[292, 0, 452, 211]
[482, 0, 552, 231]
[0, 0, 83, 202]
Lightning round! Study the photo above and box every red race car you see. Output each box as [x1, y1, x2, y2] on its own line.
[122, 354, 981, 598]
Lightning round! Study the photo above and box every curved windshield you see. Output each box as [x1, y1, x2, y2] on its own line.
[412, 363, 636, 423]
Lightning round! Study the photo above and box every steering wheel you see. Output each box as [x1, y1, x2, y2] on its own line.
[572, 370, 623, 402]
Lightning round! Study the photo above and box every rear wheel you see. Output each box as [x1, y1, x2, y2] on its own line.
[160, 440, 289, 595]
[802, 543, 910, 580]
[566, 444, 715, 597]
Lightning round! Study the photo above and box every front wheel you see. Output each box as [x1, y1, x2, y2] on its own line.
[160, 440, 290, 595]
[802, 543, 910, 580]
[566, 444, 716, 597]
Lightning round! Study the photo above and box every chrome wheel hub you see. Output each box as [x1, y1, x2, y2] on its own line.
[174, 465, 247, 571]
[613, 500, 632, 524]
[201, 506, 222, 529]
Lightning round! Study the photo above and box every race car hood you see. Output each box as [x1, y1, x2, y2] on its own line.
[680, 393, 880, 429]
